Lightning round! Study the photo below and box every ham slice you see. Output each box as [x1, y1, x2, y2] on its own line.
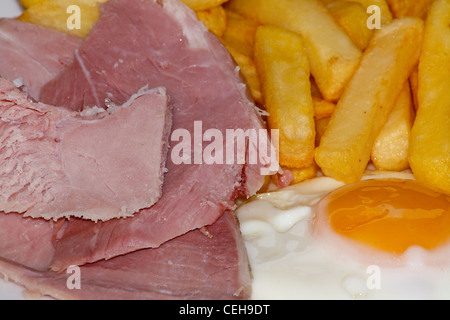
[0, 212, 251, 300]
[0, 212, 60, 272]
[0, 19, 81, 101]
[39, 0, 270, 270]
[0, 78, 172, 221]
[0, 0, 268, 299]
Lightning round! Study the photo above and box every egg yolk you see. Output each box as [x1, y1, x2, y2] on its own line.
[316, 179, 450, 254]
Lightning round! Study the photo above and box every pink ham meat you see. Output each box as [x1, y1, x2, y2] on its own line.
[0, 212, 251, 300]
[0, 213, 61, 272]
[0, 78, 172, 221]
[39, 0, 269, 270]
[0, 19, 81, 101]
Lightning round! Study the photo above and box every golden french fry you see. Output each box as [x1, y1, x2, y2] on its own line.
[313, 97, 336, 120]
[181, 0, 229, 11]
[18, 0, 107, 38]
[273, 164, 318, 186]
[196, 5, 227, 37]
[220, 9, 261, 102]
[410, 0, 450, 194]
[347, 0, 392, 24]
[324, 0, 374, 50]
[315, 17, 424, 183]
[19, 0, 47, 9]
[386, 0, 434, 18]
[221, 10, 258, 58]
[227, 0, 362, 101]
[224, 44, 263, 104]
[289, 165, 318, 184]
[371, 82, 415, 171]
[315, 117, 331, 147]
[310, 77, 322, 99]
[321, 0, 392, 25]
[254, 25, 315, 169]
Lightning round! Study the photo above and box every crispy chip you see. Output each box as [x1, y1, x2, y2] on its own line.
[324, 0, 374, 50]
[224, 44, 263, 104]
[313, 97, 336, 121]
[196, 5, 227, 37]
[410, 0, 450, 194]
[386, 0, 434, 18]
[315, 117, 331, 147]
[255, 25, 315, 169]
[19, 0, 47, 9]
[18, 0, 107, 38]
[181, 0, 229, 11]
[371, 82, 415, 171]
[227, 0, 362, 101]
[273, 164, 318, 187]
[221, 10, 258, 58]
[315, 18, 423, 183]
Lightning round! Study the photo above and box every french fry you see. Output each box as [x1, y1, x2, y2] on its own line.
[220, 10, 262, 103]
[226, 0, 362, 101]
[18, 0, 107, 38]
[346, 0, 393, 24]
[386, 0, 434, 19]
[196, 5, 227, 38]
[315, 117, 331, 147]
[224, 44, 263, 104]
[310, 77, 322, 99]
[410, 0, 450, 194]
[221, 10, 258, 58]
[324, 0, 374, 50]
[181, 0, 229, 11]
[254, 25, 315, 169]
[315, 17, 424, 183]
[288, 165, 318, 184]
[321, 0, 393, 25]
[313, 97, 336, 120]
[19, 0, 47, 9]
[273, 164, 318, 186]
[371, 82, 415, 171]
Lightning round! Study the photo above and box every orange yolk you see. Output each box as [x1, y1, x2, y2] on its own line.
[316, 179, 450, 254]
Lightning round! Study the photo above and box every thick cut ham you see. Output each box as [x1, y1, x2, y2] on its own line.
[0, 78, 172, 221]
[0, 19, 81, 101]
[0, 212, 61, 272]
[0, 0, 267, 299]
[39, 0, 271, 270]
[0, 212, 251, 300]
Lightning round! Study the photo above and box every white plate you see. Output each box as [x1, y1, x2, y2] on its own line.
[0, 0, 23, 18]
[0, 0, 26, 300]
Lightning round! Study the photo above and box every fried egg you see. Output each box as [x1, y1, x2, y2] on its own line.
[236, 170, 450, 300]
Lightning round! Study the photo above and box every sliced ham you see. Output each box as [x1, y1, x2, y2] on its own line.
[0, 212, 251, 300]
[39, 0, 270, 270]
[0, 212, 61, 272]
[0, 78, 172, 221]
[0, 19, 81, 101]
[0, 0, 268, 299]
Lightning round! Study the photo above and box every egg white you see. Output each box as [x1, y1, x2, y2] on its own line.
[236, 170, 450, 300]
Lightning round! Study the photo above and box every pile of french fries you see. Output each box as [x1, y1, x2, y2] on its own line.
[222, 0, 449, 194]
[17, 0, 449, 195]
